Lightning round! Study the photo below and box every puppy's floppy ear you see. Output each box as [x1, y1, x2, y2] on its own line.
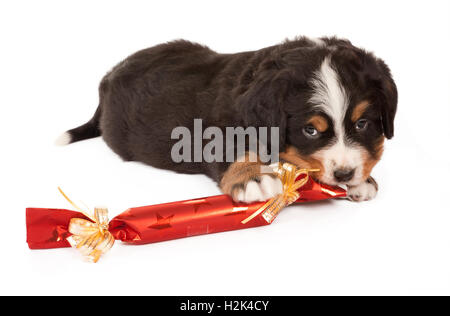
[335, 46, 397, 139]
[236, 60, 290, 151]
[376, 59, 398, 139]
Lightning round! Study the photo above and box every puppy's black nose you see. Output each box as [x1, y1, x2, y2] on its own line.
[334, 168, 355, 182]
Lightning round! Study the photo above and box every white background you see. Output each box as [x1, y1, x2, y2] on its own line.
[1, 0, 449, 296]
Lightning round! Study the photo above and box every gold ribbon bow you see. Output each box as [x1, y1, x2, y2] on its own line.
[241, 163, 319, 224]
[58, 188, 114, 263]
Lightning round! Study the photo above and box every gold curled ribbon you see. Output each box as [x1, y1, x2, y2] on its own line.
[58, 187, 114, 263]
[241, 163, 319, 225]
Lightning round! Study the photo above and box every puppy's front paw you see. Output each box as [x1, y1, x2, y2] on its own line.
[220, 159, 283, 203]
[232, 175, 283, 203]
[348, 177, 378, 202]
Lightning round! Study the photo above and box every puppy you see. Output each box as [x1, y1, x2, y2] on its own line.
[57, 37, 397, 202]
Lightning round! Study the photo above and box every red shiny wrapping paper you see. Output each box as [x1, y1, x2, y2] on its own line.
[26, 176, 346, 250]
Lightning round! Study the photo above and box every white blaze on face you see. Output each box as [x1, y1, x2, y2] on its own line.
[309, 56, 365, 186]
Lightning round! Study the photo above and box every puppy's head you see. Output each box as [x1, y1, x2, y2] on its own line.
[238, 37, 397, 186]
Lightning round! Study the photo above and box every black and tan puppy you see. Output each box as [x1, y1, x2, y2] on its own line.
[57, 37, 397, 202]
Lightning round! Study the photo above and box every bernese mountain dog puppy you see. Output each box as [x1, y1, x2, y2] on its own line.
[57, 36, 397, 202]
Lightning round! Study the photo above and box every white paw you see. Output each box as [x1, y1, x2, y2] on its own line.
[235, 175, 283, 203]
[348, 181, 377, 202]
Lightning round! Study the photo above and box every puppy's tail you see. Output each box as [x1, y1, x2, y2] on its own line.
[55, 105, 102, 146]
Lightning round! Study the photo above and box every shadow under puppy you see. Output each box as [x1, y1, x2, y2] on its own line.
[57, 37, 397, 203]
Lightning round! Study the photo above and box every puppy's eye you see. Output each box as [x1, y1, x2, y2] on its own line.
[303, 126, 319, 138]
[355, 119, 369, 131]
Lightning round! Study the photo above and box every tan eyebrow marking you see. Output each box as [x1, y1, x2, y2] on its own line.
[307, 115, 328, 132]
[351, 100, 370, 122]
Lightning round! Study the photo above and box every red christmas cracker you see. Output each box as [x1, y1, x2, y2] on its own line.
[26, 163, 346, 262]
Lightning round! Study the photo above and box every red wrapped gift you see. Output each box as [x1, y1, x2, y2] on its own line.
[26, 163, 346, 262]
